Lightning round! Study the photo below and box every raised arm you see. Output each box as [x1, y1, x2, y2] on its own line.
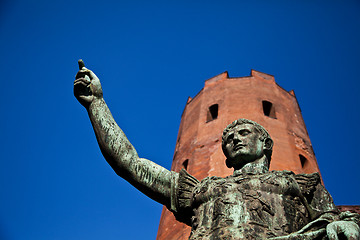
[73, 60, 176, 207]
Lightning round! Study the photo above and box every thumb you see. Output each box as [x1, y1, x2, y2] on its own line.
[78, 59, 86, 70]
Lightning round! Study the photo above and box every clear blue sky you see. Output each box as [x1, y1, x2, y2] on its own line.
[1, 1, 359, 239]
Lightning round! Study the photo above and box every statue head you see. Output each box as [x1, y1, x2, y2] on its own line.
[222, 119, 273, 169]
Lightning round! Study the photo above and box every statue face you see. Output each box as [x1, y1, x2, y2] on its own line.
[224, 124, 265, 167]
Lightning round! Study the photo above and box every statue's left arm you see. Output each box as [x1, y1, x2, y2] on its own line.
[271, 173, 360, 239]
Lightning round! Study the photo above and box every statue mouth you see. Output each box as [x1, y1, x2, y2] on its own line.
[234, 144, 245, 150]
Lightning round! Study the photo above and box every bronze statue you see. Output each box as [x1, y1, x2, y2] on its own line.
[74, 60, 360, 239]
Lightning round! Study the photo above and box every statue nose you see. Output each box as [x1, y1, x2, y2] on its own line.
[233, 134, 242, 143]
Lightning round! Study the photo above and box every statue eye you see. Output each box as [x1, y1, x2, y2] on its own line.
[227, 133, 234, 141]
[239, 130, 250, 136]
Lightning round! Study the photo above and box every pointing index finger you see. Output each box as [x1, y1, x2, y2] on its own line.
[78, 59, 85, 70]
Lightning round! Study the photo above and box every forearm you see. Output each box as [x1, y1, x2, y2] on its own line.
[86, 97, 173, 205]
[87, 97, 137, 171]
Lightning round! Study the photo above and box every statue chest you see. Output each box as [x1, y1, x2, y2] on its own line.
[193, 171, 300, 202]
[189, 172, 309, 239]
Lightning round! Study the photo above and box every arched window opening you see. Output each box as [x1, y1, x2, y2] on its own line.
[207, 104, 218, 122]
[299, 154, 307, 168]
[182, 159, 189, 170]
[262, 101, 276, 119]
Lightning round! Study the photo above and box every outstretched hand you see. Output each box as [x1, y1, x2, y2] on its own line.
[74, 59, 103, 108]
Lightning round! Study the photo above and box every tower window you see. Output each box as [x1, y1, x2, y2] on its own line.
[182, 159, 189, 170]
[262, 101, 276, 118]
[207, 104, 218, 122]
[299, 154, 307, 168]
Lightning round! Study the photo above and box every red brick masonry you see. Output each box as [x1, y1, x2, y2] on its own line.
[337, 205, 360, 214]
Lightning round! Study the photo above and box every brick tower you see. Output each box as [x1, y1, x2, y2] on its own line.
[156, 70, 321, 240]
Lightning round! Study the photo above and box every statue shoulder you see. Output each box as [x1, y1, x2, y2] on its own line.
[167, 169, 199, 225]
[294, 172, 321, 181]
[295, 172, 338, 214]
[294, 172, 321, 195]
[268, 169, 296, 178]
[178, 169, 200, 189]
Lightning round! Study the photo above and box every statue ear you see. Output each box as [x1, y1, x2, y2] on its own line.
[264, 138, 273, 151]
